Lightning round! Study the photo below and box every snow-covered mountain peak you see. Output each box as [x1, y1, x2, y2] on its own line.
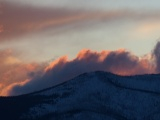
[1, 71, 160, 120]
[32, 71, 160, 97]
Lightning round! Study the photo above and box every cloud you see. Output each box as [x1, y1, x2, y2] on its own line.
[0, 2, 88, 40]
[0, 25, 3, 33]
[2, 2, 160, 41]
[2, 2, 160, 96]
[4, 43, 159, 96]
[0, 50, 46, 96]
[153, 41, 160, 72]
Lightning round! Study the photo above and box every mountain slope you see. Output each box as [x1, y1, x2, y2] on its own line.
[1, 71, 160, 120]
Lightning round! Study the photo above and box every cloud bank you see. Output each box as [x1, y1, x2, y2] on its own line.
[1, 42, 160, 96]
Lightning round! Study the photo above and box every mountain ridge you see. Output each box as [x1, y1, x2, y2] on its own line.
[1, 71, 160, 120]
[16, 71, 160, 97]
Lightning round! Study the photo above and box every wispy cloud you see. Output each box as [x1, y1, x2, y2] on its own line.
[0, 25, 3, 33]
[0, 2, 76, 40]
[2, 2, 160, 41]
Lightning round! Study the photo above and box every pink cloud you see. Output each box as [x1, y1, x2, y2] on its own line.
[4, 43, 159, 96]
[0, 50, 46, 96]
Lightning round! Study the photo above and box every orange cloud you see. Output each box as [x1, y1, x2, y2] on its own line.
[1, 42, 160, 96]
[5, 45, 158, 96]
[0, 79, 30, 96]
[0, 50, 46, 96]
[45, 56, 68, 72]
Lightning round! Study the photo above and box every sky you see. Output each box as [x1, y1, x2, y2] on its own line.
[1, 0, 160, 96]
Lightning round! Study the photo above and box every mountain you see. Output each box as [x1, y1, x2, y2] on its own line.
[1, 71, 160, 120]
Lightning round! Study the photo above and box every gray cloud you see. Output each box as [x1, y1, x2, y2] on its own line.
[153, 41, 160, 72]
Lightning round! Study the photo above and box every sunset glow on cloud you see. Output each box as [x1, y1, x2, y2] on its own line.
[0, 50, 46, 95]
[1, 42, 160, 96]
[1, 0, 160, 96]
